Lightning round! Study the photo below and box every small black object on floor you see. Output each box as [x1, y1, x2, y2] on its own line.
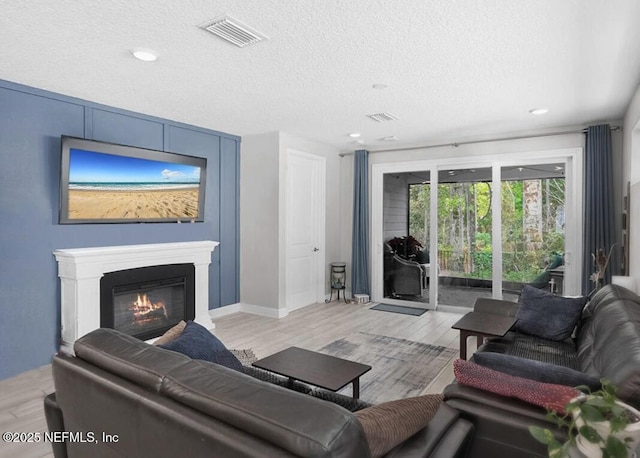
[370, 303, 428, 316]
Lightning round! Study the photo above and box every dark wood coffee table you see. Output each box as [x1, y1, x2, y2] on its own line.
[252, 347, 372, 399]
[452, 312, 517, 360]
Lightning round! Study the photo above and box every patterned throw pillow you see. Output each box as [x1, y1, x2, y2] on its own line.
[229, 349, 258, 366]
[159, 321, 243, 372]
[514, 285, 587, 341]
[453, 358, 580, 413]
[354, 394, 443, 458]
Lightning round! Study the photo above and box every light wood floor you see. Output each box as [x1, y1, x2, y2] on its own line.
[0, 301, 471, 457]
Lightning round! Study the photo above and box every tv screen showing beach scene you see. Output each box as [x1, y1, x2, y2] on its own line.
[59, 137, 207, 224]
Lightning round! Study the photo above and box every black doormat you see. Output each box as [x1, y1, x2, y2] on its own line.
[370, 303, 429, 316]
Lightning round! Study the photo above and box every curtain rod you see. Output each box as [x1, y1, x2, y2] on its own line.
[338, 126, 621, 157]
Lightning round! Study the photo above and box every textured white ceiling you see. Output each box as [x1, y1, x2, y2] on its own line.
[2, 0, 640, 151]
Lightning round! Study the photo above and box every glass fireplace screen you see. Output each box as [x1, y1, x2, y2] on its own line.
[100, 263, 195, 341]
[112, 277, 186, 337]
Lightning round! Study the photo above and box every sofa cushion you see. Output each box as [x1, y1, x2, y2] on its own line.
[159, 321, 243, 372]
[514, 285, 587, 341]
[453, 358, 580, 414]
[161, 359, 369, 458]
[73, 328, 191, 392]
[354, 394, 443, 458]
[481, 331, 580, 369]
[472, 352, 600, 390]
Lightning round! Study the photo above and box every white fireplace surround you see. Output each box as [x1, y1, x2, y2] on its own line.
[54, 240, 219, 354]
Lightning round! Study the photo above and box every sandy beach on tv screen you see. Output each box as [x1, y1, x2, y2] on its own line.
[68, 188, 199, 220]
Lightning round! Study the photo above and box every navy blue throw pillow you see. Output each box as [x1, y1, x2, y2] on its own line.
[514, 285, 587, 341]
[472, 352, 601, 390]
[159, 321, 243, 372]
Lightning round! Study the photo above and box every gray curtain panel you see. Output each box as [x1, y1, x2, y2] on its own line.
[582, 124, 616, 295]
[351, 150, 370, 296]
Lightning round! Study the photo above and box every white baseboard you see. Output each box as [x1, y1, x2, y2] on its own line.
[242, 303, 289, 318]
[208, 303, 241, 320]
[208, 300, 339, 320]
[208, 302, 288, 320]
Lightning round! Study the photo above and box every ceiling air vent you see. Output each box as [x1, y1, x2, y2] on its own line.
[367, 112, 399, 122]
[202, 15, 268, 48]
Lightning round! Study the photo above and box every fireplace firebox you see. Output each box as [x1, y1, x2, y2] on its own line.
[100, 264, 195, 341]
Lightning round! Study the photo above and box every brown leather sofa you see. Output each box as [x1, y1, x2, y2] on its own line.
[44, 328, 473, 458]
[443, 284, 640, 458]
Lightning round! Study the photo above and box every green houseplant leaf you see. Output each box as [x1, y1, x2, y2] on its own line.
[578, 424, 602, 444]
[603, 435, 628, 458]
[529, 426, 557, 446]
[580, 403, 607, 422]
[529, 379, 640, 458]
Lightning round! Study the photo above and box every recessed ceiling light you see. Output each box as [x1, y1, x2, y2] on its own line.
[529, 108, 548, 115]
[349, 133, 361, 138]
[131, 48, 158, 62]
[372, 83, 389, 90]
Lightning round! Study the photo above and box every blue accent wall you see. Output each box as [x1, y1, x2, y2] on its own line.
[0, 80, 240, 380]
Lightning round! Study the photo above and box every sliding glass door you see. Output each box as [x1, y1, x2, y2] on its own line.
[382, 171, 431, 307]
[500, 163, 566, 301]
[435, 167, 493, 308]
[373, 149, 582, 309]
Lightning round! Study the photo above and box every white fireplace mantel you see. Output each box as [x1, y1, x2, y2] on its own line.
[54, 240, 219, 353]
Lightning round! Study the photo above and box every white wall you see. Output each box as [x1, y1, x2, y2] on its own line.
[240, 132, 281, 310]
[240, 132, 342, 312]
[383, 174, 409, 241]
[241, 122, 629, 307]
[622, 84, 640, 276]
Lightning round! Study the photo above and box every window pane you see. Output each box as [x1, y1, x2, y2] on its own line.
[437, 167, 492, 308]
[501, 164, 565, 299]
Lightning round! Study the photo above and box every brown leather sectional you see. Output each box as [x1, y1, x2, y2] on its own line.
[44, 328, 473, 457]
[444, 284, 640, 457]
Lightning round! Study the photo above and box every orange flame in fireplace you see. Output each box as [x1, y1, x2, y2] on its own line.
[131, 293, 168, 323]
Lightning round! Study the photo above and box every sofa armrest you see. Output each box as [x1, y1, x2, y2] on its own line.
[473, 298, 519, 317]
[443, 384, 565, 458]
[44, 393, 68, 458]
[383, 404, 473, 458]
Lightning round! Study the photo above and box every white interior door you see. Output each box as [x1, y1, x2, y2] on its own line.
[285, 149, 326, 311]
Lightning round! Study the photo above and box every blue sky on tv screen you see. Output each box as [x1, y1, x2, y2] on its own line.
[69, 148, 201, 183]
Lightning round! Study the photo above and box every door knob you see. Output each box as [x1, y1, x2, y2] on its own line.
[313, 247, 320, 252]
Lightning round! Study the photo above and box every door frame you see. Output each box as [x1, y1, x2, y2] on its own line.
[284, 148, 326, 311]
[371, 147, 583, 307]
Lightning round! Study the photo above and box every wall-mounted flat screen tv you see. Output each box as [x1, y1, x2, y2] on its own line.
[59, 136, 207, 224]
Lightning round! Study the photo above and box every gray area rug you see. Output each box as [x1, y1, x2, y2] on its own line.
[319, 332, 457, 404]
[370, 303, 428, 316]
